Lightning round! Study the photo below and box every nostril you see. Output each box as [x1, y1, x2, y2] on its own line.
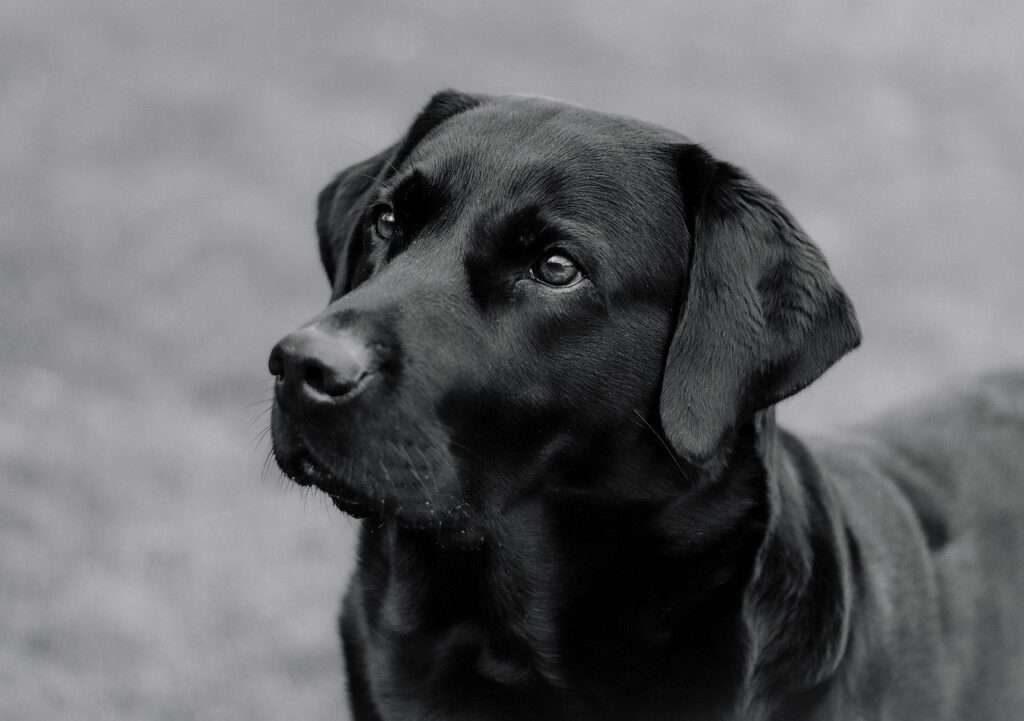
[302, 360, 327, 395]
[300, 358, 367, 399]
[323, 369, 367, 397]
[268, 345, 285, 380]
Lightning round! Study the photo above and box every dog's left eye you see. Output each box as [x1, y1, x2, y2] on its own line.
[531, 252, 583, 288]
[371, 204, 398, 241]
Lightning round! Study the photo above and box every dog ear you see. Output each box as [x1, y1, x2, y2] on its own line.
[659, 144, 861, 466]
[316, 145, 394, 289]
[316, 89, 486, 291]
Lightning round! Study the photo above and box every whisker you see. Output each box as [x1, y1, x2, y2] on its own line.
[251, 424, 272, 450]
[399, 442, 433, 501]
[345, 452, 355, 487]
[632, 409, 689, 481]
[261, 447, 278, 481]
[378, 456, 398, 502]
[248, 404, 272, 429]
[252, 420, 270, 441]
[244, 394, 275, 409]
[412, 444, 442, 495]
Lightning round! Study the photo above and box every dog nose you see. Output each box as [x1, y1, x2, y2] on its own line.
[269, 326, 374, 407]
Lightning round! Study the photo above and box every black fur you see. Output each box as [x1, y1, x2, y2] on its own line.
[661, 144, 861, 467]
[271, 91, 1024, 720]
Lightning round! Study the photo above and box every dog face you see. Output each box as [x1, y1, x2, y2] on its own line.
[269, 91, 860, 539]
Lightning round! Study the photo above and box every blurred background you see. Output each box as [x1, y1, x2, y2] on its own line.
[2, 1, 1022, 719]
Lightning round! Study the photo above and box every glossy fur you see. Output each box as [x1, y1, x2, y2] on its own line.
[270, 91, 1024, 720]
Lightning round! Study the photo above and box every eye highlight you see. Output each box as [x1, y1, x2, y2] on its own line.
[531, 252, 583, 288]
[370, 204, 398, 241]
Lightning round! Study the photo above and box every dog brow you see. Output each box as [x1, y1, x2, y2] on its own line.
[381, 169, 450, 234]
[500, 205, 546, 247]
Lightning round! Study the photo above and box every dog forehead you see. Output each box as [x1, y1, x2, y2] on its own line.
[404, 97, 679, 193]
[391, 97, 689, 289]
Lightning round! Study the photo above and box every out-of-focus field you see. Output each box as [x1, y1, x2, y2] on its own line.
[1, 1, 1022, 719]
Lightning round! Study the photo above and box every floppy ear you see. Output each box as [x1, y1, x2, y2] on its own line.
[659, 144, 861, 466]
[316, 89, 486, 292]
[316, 145, 395, 289]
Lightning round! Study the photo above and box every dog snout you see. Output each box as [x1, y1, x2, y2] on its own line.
[269, 326, 375, 409]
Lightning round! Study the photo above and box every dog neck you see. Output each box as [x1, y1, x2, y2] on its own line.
[345, 409, 855, 719]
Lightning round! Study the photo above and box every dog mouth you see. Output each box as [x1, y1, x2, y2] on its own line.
[269, 405, 483, 541]
[273, 433, 377, 519]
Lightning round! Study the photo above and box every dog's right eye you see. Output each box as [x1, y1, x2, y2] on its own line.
[370, 204, 398, 241]
[531, 252, 584, 288]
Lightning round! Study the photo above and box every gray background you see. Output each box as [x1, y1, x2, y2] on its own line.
[2, 1, 1022, 719]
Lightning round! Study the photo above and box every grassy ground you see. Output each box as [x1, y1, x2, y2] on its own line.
[2, 1, 1022, 719]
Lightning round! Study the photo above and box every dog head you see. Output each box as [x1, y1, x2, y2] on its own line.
[269, 90, 860, 538]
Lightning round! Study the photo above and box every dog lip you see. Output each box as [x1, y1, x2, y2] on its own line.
[271, 400, 378, 517]
[273, 430, 377, 518]
[330, 493, 374, 517]
[274, 423, 483, 539]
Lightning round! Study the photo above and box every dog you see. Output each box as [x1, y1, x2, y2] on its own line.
[268, 90, 1024, 720]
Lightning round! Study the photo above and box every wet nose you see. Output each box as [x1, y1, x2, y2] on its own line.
[268, 326, 374, 408]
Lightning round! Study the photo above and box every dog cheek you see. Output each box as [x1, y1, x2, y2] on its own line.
[550, 310, 670, 414]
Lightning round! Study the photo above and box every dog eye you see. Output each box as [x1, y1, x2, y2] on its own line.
[531, 252, 583, 288]
[371, 204, 398, 241]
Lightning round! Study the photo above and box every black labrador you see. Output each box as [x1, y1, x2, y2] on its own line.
[269, 91, 1024, 720]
